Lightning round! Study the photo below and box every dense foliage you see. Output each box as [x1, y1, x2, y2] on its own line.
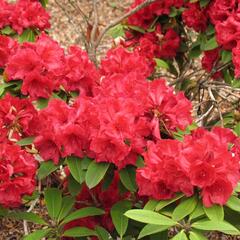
[1, 0, 240, 239]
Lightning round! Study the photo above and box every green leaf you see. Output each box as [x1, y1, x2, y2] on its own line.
[221, 50, 232, 64]
[44, 188, 62, 220]
[172, 196, 198, 221]
[0, 26, 15, 35]
[189, 231, 208, 240]
[192, 219, 240, 235]
[67, 174, 82, 196]
[16, 137, 35, 146]
[23, 229, 51, 240]
[234, 123, 240, 137]
[171, 230, 188, 240]
[124, 209, 177, 226]
[144, 199, 159, 210]
[119, 166, 137, 192]
[63, 227, 97, 237]
[155, 58, 169, 70]
[37, 161, 58, 180]
[18, 29, 36, 43]
[110, 200, 132, 238]
[155, 193, 184, 211]
[201, 36, 218, 51]
[57, 196, 75, 222]
[227, 195, 240, 212]
[128, 25, 145, 34]
[138, 224, 169, 239]
[108, 24, 125, 38]
[36, 98, 49, 109]
[200, 0, 210, 8]
[40, 0, 48, 7]
[7, 212, 47, 225]
[0, 205, 8, 216]
[95, 226, 113, 240]
[85, 162, 110, 189]
[61, 207, 105, 225]
[203, 205, 224, 221]
[189, 46, 201, 59]
[189, 201, 205, 221]
[67, 156, 85, 184]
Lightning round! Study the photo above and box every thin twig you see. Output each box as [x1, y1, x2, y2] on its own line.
[91, 0, 99, 47]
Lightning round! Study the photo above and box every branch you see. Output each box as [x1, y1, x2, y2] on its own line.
[91, 0, 99, 46]
[94, 0, 157, 48]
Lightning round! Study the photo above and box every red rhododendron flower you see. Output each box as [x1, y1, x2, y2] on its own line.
[208, 0, 237, 24]
[100, 47, 152, 78]
[128, 0, 184, 29]
[0, 35, 18, 68]
[215, 13, 240, 50]
[63, 46, 100, 95]
[0, 0, 13, 29]
[202, 48, 222, 79]
[137, 127, 240, 207]
[6, 33, 64, 99]
[232, 41, 240, 77]
[10, 0, 50, 34]
[0, 94, 38, 140]
[182, 2, 208, 32]
[0, 143, 37, 207]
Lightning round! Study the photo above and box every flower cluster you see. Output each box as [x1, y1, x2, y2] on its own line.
[4, 33, 100, 99]
[0, 0, 50, 34]
[137, 127, 240, 207]
[33, 46, 192, 169]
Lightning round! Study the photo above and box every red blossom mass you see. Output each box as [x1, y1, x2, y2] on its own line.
[0, 143, 37, 207]
[137, 127, 240, 207]
[0, 0, 50, 34]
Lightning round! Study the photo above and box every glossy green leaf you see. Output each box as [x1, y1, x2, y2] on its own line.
[23, 229, 51, 240]
[172, 196, 198, 221]
[171, 230, 188, 240]
[63, 227, 97, 237]
[62, 207, 105, 225]
[125, 209, 177, 226]
[16, 137, 35, 146]
[138, 224, 169, 239]
[189, 231, 208, 240]
[201, 36, 218, 51]
[57, 196, 75, 222]
[110, 200, 132, 238]
[234, 123, 240, 137]
[67, 156, 85, 184]
[18, 29, 35, 43]
[189, 201, 205, 221]
[67, 174, 82, 196]
[203, 205, 224, 221]
[155, 193, 184, 211]
[119, 166, 137, 192]
[44, 188, 62, 220]
[221, 50, 232, 64]
[192, 219, 240, 235]
[144, 199, 159, 210]
[95, 226, 113, 240]
[37, 161, 58, 180]
[227, 195, 240, 212]
[85, 162, 110, 189]
[155, 58, 169, 70]
[7, 212, 47, 225]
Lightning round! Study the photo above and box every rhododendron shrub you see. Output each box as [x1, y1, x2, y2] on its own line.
[1, 0, 240, 239]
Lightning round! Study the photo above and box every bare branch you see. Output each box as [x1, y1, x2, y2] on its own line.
[91, 0, 99, 45]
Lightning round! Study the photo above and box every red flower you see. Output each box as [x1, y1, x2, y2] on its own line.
[215, 13, 240, 50]
[10, 0, 50, 34]
[232, 41, 240, 77]
[0, 94, 38, 140]
[202, 178, 233, 207]
[0, 35, 17, 68]
[182, 2, 208, 32]
[0, 143, 37, 207]
[63, 46, 99, 95]
[208, 0, 237, 24]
